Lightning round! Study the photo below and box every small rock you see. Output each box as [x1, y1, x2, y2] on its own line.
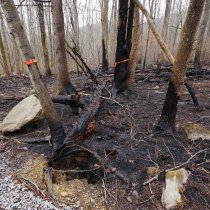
[126, 196, 132, 203]
[131, 190, 139, 198]
[111, 167, 117, 172]
[60, 191, 69, 197]
[146, 167, 160, 177]
[154, 85, 159, 90]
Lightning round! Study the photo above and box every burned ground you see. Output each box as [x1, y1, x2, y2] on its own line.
[0, 70, 210, 209]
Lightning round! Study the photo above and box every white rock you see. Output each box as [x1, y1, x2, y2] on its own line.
[161, 168, 189, 209]
[2, 95, 43, 133]
[154, 85, 160, 90]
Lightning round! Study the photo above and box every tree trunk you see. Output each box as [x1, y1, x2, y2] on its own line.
[111, 0, 135, 96]
[0, 27, 10, 76]
[38, 2, 51, 77]
[51, 0, 75, 95]
[0, 0, 65, 156]
[194, 0, 210, 70]
[101, 0, 109, 72]
[156, 0, 205, 132]
[128, 4, 140, 85]
[134, 0, 175, 64]
[156, 0, 172, 72]
[0, 10, 11, 76]
[69, 0, 82, 74]
[161, 0, 172, 40]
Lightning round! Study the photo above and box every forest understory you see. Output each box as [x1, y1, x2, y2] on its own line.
[0, 68, 210, 209]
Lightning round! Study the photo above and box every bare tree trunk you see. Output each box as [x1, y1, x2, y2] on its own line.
[143, 29, 150, 69]
[194, 0, 210, 70]
[38, 2, 51, 76]
[111, 0, 135, 96]
[1, 0, 66, 156]
[0, 26, 10, 76]
[51, 0, 75, 95]
[156, 0, 172, 73]
[162, 0, 172, 40]
[109, 0, 118, 64]
[128, 5, 140, 85]
[140, 0, 146, 65]
[134, 0, 175, 64]
[68, 0, 81, 73]
[156, 0, 205, 132]
[101, 0, 109, 72]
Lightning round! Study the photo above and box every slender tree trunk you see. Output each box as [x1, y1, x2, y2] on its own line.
[128, 5, 140, 85]
[0, 27, 10, 76]
[69, 0, 82, 74]
[156, 0, 172, 73]
[1, 0, 66, 156]
[109, 0, 118, 64]
[156, 0, 205, 132]
[51, 0, 75, 95]
[111, 0, 135, 96]
[47, 3, 54, 68]
[140, 0, 146, 65]
[194, 0, 210, 70]
[143, 29, 150, 69]
[101, 0, 109, 72]
[38, 2, 51, 76]
[134, 0, 175, 64]
[162, 0, 172, 40]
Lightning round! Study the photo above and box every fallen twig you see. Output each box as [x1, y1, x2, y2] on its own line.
[143, 149, 209, 185]
[165, 149, 209, 172]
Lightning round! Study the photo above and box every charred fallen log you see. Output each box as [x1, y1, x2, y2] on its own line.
[67, 85, 104, 141]
[51, 94, 83, 114]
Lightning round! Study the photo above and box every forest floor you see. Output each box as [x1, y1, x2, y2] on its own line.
[0, 69, 210, 209]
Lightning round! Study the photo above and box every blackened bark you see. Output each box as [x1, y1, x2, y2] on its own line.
[156, 80, 179, 132]
[184, 81, 199, 108]
[50, 124, 66, 158]
[127, 0, 135, 52]
[111, 0, 135, 96]
[102, 39, 109, 72]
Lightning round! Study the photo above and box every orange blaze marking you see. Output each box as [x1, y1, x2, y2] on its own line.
[24, 59, 38, 65]
[114, 59, 129, 67]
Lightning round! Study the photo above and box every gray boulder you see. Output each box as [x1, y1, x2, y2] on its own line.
[2, 95, 43, 133]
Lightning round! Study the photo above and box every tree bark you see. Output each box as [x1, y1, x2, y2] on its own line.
[0, 27, 10, 76]
[128, 5, 140, 85]
[38, 2, 51, 77]
[111, 0, 135, 96]
[1, 0, 65, 156]
[156, 0, 205, 132]
[101, 0, 109, 72]
[194, 0, 210, 70]
[51, 0, 75, 95]
[134, 0, 175, 64]
[156, 0, 172, 72]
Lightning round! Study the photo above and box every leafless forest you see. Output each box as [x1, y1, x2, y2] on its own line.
[0, 0, 210, 209]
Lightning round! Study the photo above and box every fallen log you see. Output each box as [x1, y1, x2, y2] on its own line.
[51, 94, 83, 114]
[67, 85, 104, 141]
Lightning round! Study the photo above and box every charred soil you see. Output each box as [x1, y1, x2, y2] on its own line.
[0, 71, 210, 209]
